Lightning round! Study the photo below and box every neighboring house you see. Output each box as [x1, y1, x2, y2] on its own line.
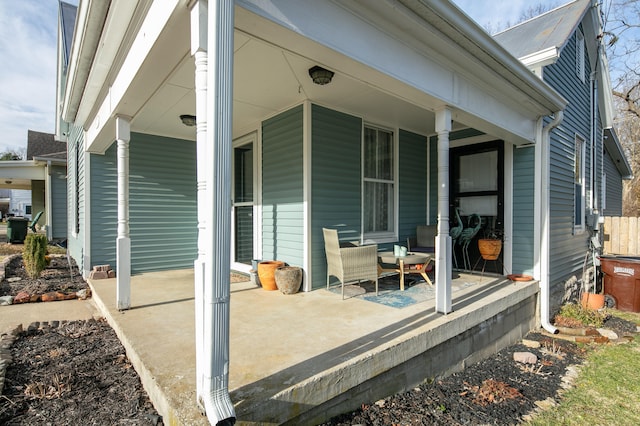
[57, 0, 628, 423]
[494, 0, 632, 312]
[8, 189, 31, 219]
[0, 130, 68, 239]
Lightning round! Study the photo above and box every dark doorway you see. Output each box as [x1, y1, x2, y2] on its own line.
[450, 141, 504, 272]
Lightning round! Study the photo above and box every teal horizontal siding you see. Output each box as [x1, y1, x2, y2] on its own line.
[262, 105, 304, 268]
[311, 104, 362, 289]
[51, 165, 67, 239]
[544, 27, 592, 283]
[512, 145, 535, 275]
[399, 129, 428, 244]
[90, 133, 197, 274]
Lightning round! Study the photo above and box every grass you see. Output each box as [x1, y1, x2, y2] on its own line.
[527, 310, 640, 425]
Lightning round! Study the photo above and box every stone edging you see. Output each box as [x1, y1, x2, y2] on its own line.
[0, 253, 20, 283]
[0, 323, 22, 396]
[0, 254, 91, 306]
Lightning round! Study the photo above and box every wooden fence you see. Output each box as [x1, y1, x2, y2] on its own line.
[603, 216, 640, 256]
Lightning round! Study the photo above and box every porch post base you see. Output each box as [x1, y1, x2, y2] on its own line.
[116, 237, 131, 310]
[435, 234, 452, 314]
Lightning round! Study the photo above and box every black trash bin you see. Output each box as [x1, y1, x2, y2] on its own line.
[6, 217, 29, 244]
[599, 255, 640, 312]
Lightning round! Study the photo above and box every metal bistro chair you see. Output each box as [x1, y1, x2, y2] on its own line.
[28, 211, 44, 233]
[323, 228, 379, 299]
[458, 214, 481, 271]
[449, 207, 464, 268]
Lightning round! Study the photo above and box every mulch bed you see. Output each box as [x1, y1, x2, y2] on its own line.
[0, 319, 163, 425]
[322, 316, 637, 425]
[0, 255, 89, 302]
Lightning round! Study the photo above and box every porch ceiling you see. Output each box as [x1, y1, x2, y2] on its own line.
[131, 28, 445, 143]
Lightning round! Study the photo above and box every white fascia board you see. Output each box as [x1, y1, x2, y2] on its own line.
[85, 0, 182, 154]
[394, 0, 566, 112]
[519, 46, 559, 69]
[74, 0, 147, 127]
[62, 0, 111, 123]
[0, 162, 46, 180]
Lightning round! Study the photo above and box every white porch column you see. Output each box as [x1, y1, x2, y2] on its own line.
[115, 115, 131, 311]
[435, 108, 452, 314]
[202, 0, 236, 424]
[190, 0, 208, 412]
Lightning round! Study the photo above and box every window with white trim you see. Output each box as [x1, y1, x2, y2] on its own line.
[574, 135, 586, 229]
[363, 126, 395, 239]
[576, 30, 585, 82]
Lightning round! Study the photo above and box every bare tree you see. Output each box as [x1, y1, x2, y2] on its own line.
[602, 0, 640, 214]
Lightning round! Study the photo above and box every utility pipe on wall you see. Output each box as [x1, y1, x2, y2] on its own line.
[538, 111, 564, 334]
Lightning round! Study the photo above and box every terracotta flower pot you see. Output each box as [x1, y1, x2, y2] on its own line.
[581, 292, 605, 310]
[274, 266, 303, 294]
[478, 239, 502, 260]
[257, 261, 285, 291]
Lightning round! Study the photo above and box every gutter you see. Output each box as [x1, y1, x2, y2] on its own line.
[539, 111, 564, 334]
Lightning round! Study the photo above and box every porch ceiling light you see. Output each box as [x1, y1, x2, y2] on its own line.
[308, 66, 334, 85]
[180, 114, 197, 127]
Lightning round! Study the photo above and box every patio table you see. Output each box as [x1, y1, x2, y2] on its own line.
[378, 251, 433, 291]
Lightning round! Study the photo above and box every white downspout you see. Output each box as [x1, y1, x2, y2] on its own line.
[538, 111, 563, 334]
[45, 160, 53, 240]
[203, 0, 236, 424]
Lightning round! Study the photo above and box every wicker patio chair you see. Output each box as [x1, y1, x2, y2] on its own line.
[322, 228, 379, 299]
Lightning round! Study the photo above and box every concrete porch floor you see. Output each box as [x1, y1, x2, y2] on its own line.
[88, 270, 540, 425]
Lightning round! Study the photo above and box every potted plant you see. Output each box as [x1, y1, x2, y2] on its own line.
[478, 228, 503, 261]
[580, 265, 604, 309]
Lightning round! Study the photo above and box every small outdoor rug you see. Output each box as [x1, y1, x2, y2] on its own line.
[327, 275, 476, 308]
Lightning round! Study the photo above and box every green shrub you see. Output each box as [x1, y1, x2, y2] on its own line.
[555, 302, 607, 328]
[23, 234, 49, 278]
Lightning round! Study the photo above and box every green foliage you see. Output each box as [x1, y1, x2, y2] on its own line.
[23, 234, 49, 278]
[557, 302, 607, 328]
[0, 150, 24, 161]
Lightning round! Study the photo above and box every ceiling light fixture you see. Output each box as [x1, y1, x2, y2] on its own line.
[180, 114, 197, 127]
[308, 66, 334, 85]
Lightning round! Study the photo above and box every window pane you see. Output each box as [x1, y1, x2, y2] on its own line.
[459, 151, 497, 192]
[364, 181, 394, 233]
[379, 130, 393, 180]
[364, 128, 376, 178]
[234, 146, 253, 203]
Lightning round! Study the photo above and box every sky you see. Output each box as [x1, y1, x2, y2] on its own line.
[0, 0, 588, 156]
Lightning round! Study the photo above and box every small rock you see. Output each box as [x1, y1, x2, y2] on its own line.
[597, 328, 618, 340]
[76, 289, 91, 300]
[522, 339, 541, 348]
[13, 291, 30, 304]
[0, 296, 14, 306]
[585, 327, 600, 336]
[514, 351, 537, 364]
[108, 270, 116, 278]
[6, 277, 22, 282]
[534, 397, 558, 410]
[29, 294, 41, 303]
[89, 270, 108, 280]
[374, 399, 386, 408]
